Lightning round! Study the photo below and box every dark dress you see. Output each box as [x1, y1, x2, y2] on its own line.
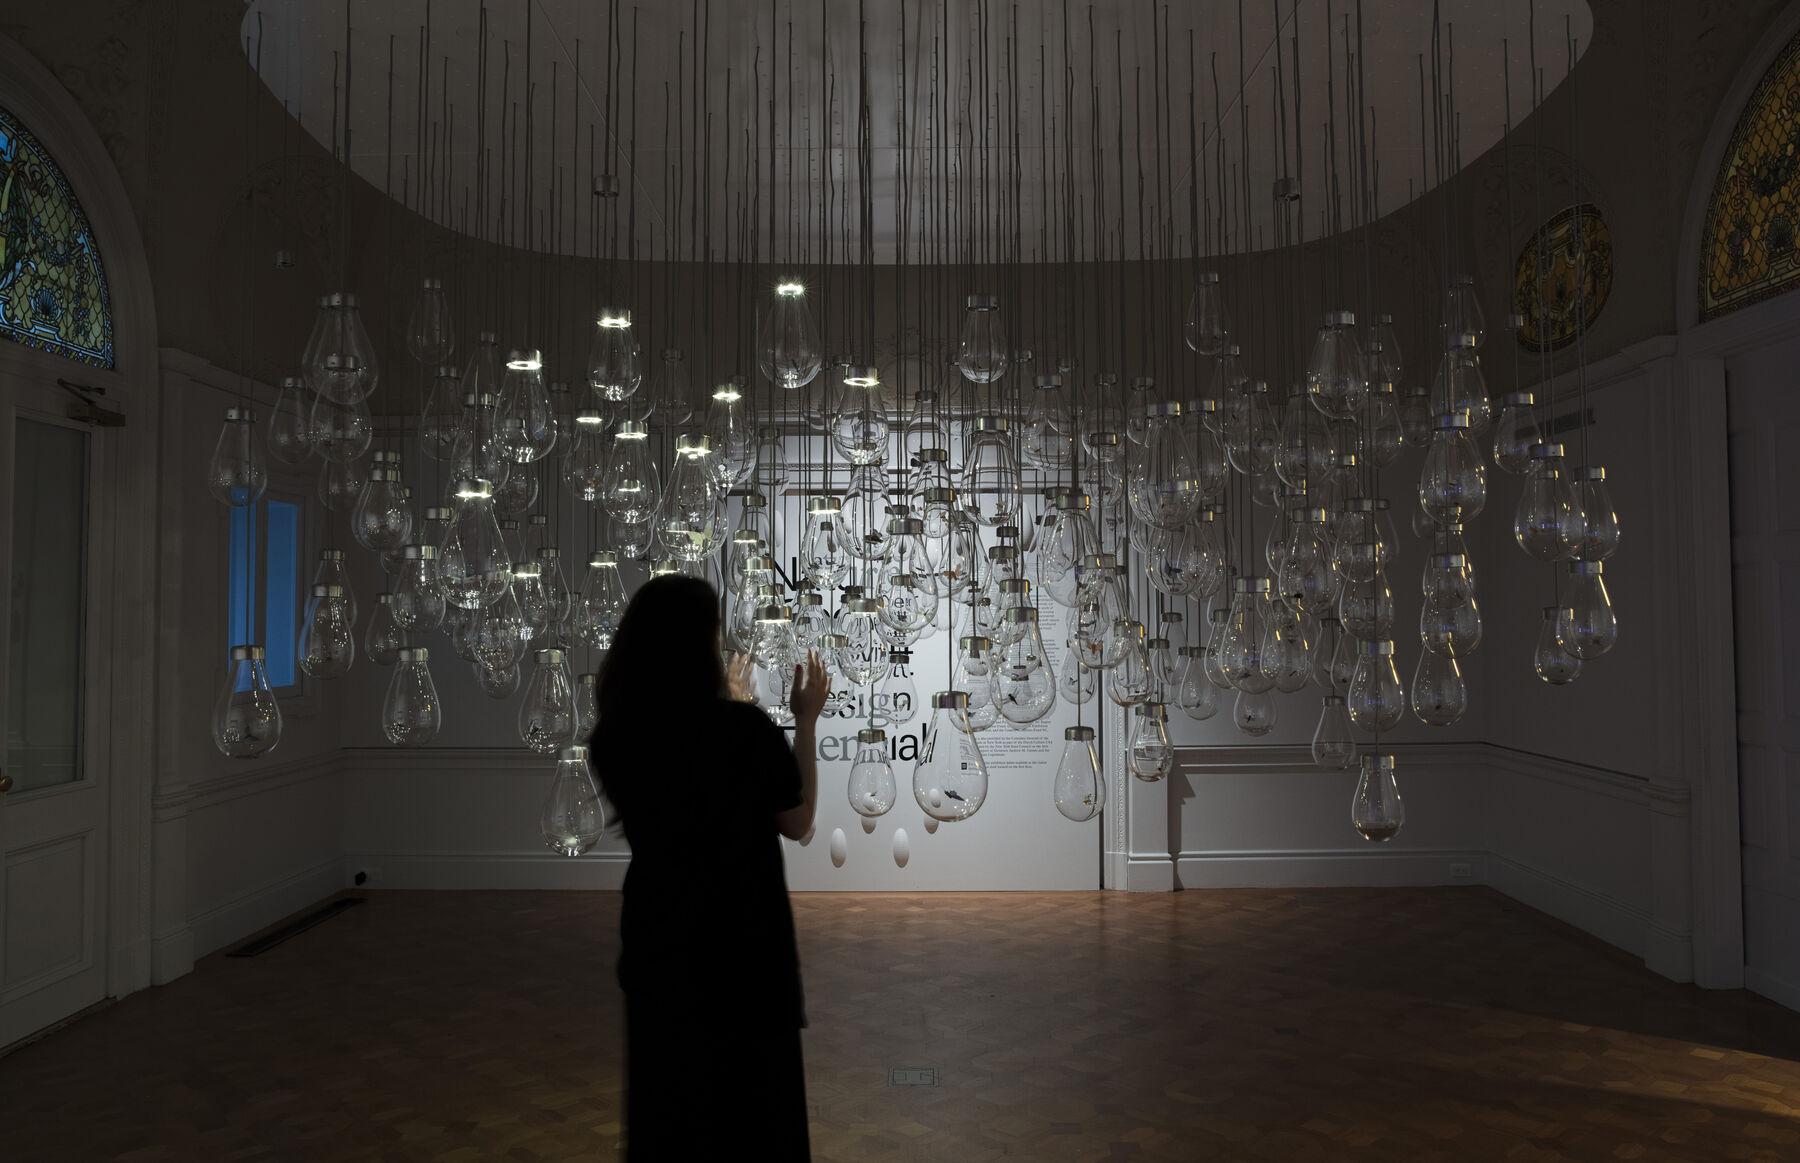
[599, 699, 809, 1161]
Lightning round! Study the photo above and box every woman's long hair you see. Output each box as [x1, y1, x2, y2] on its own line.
[591, 575, 725, 806]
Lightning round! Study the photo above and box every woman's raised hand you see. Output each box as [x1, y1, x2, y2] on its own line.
[726, 652, 758, 703]
[789, 649, 833, 724]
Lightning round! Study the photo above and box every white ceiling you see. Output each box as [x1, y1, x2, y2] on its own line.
[242, 0, 1593, 263]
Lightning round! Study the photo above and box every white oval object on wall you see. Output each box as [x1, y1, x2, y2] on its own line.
[893, 828, 911, 868]
[921, 816, 939, 835]
[829, 827, 848, 868]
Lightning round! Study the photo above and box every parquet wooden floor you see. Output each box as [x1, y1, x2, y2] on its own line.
[4, 888, 1800, 1161]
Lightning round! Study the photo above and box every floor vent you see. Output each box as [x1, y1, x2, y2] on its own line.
[227, 896, 364, 958]
[889, 1067, 938, 1086]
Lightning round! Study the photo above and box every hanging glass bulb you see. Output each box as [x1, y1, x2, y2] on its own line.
[956, 293, 1009, 383]
[1411, 647, 1467, 726]
[310, 548, 359, 626]
[752, 426, 789, 490]
[208, 406, 268, 507]
[953, 416, 1019, 529]
[756, 279, 823, 389]
[1049, 726, 1104, 822]
[317, 453, 368, 513]
[1173, 646, 1219, 719]
[877, 517, 939, 636]
[1443, 275, 1487, 347]
[1491, 392, 1541, 473]
[378, 646, 441, 746]
[492, 465, 539, 520]
[1021, 374, 1075, 469]
[1208, 344, 1248, 426]
[659, 435, 724, 561]
[793, 591, 833, 651]
[913, 691, 990, 821]
[1277, 507, 1340, 616]
[1363, 384, 1406, 467]
[511, 562, 553, 643]
[309, 292, 380, 404]
[1184, 271, 1226, 355]
[1203, 607, 1234, 690]
[1274, 387, 1334, 491]
[470, 583, 529, 673]
[1557, 561, 1618, 659]
[1352, 754, 1405, 841]
[610, 513, 656, 560]
[827, 368, 889, 469]
[1398, 384, 1432, 445]
[1306, 310, 1369, 419]
[364, 593, 403, 666]
[574, 672, 600, 740]
[900, 392, 953, 480]
[1534, 605, 1584, 684]
[1311, 695, 1356, 769]
[1145, 635, 1179, 688]
[1039, 493, 1098, 607]
[404, 277, 454, 363]
[1421, 587, 1483, 657]
[1429, 334, 1491, 433]
[1418, 412, 1487, 524]
[561, 409, 609, 501]
[1366, 312, 1405, 382]
[1058, 639, 1097, 705]
[1309, 615, 1345, 690]
[877, 650, 919, 725]
[541, 745, 605, 855]
[846, 727, 898, 817]
[703, 382, 757, 489]
[596, 420, 660, 522]
[448, 391, 512, 492]
[1126, 702, 1175, 781]
[993, 608, 1055, 724]
[1571, 466, 1621, 561]
[477, 660, 522, 699]
[1225, 381, 1278, 477]
[350, 454, 412, 551]
[952, 636, 1000, 730]
[299, 582, 355, 678]
[1107, 623, 1155, 706]
[1232, 688, 1278, 736]
[213, 645, 282, 758]
[1514, 443, 1580, 561]
[1260, 603, 1314, 694]
[572, 550, 627, 649]
[586, 307, 642, 401]
[1346, 640, 1405, 731]
[518, 648, 577, 754]
[1220, 578, 1275, 693]
[458, 331, 504, 414]
[535, 547, 573, 637]
[437, 479, 514, 608]
[267, 377, 315, 467]
[835, 598, 888, 686]
[1127, 402, 1202, 530]
[494, 348, 556, 463]
[392, 545, 446, 631]
[801, 498, 849, 590]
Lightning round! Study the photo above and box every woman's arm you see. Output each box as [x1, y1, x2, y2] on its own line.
[775, 651, 830, 841]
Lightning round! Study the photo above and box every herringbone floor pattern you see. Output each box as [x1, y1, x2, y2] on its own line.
[4, 888, 1799, 1161]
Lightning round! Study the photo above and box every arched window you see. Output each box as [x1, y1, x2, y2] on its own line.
[0, 102, 113, 368]
[1699, 29, 1800, 322]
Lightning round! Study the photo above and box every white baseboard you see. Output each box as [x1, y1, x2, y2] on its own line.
[1485, 853, 1653, 962]
[347, 852, 631, 891]
[1746, 965, 1800, 1012]
[148, 927, 194, 986]
[187, 856, 349, 960]
[1175, 848, 1481, 888]
[1126, 855, 1175, 892]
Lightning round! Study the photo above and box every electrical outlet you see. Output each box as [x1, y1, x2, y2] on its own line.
[1448, 861, 1473, 880]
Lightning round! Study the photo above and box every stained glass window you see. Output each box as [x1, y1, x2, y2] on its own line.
[1699, 29, 1800, 322]
[0, 103, 113, 368]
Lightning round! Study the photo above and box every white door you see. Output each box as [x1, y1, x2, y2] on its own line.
[0, 378, 111, 1049]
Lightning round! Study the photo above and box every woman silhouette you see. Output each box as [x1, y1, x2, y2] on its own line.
[591, 575, 830, 1160]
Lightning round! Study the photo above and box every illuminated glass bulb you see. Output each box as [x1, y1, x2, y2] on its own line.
[1232, 688, 1278, 735]
[1491, 391, 1540, 473]
[494, 348, 556, 463]
[364, 593, 403, 666]
[213, 645, 282, 758]
[829, 368, 889, 468]
[1571, 466, 1621, 561]
[913, 691, 990, 820]
[1174, 646, 1219, 720]
[956, 293, 1009, 383]
[877, 650, 919, 725]
[1346, 640, 1405, 731]
[596, 420, 659, 521]
[1429, 334, 1491, 432]
[994, 608, 1055, 724]
[704, 382, 756, 489]
[1220, 577, 1274, 693]
[1311, 695, 1356, 769]
[801, 498, 849, 590]
[560, 408, 608, 501]
[835, 598, 888, 686]
[1534, 605, 1584, 684]
[266, 377, 315, 467]
[438, 479, 514, 609]
[381, 646, 441, 745]
[1557, 561, 1618, 659]
[511, 562, 552, 644]
[1052, 726, 1104, 822]
[1058, 639, 1097, 705]
[518, 648, 577, 754]
[1352, 754, 1407, 842]
[299, 582, 355, 678]
[208, 406, 268, 507]
[1443, 275, 1487, 347]
[587, 307, 642, 401]
[476, 660, 522, 699]
[1306, 310, 1369, 419]
[541, 745, 605, 855]
[659, 436, 724, 561]
[1184, 271, 1226, 355]
[309, 292, 380, 404]
[757, 279, 823, 389]
[1417, 412, 1487, 525]
[1411, 647, 1467, 726]
[1514, 443, 1579, 561]
[573, 551, 627, 649]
